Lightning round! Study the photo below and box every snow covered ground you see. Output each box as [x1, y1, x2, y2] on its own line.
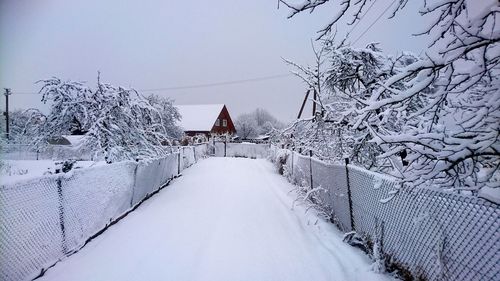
[0, 160, 104, 185]
[38, 157, 393, 281]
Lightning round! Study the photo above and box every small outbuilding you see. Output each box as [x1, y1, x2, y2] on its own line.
[176, 104, 236, 137]
[47, 135, 85, 146]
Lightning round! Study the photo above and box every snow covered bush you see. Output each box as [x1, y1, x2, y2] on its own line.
[279, 0, 500, 192]
[291, 182, 331, 221]
[210, 132, 233, 142]
[0, 161, 28, 176]
[35, 74, 183, 163]
[179, 134, 208, 146]
[274, 148, 289, 175]
[342, 231, 369, 253]
[192, 134, 208, 144]
[55, 159, 77, 173]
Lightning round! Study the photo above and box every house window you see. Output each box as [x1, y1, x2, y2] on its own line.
[222, 119, 227, 127]
[215, 119, 220, 126]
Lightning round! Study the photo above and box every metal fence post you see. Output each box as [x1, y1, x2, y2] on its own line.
[177, 150, 181, 175]
[345, 158, 355, 231]
[56, 177, 68, 254]
[130, 163, 139, 207]
[193, 146, 196, 163]
[309, 150, 314, 189]
[224, 140, 227, 157]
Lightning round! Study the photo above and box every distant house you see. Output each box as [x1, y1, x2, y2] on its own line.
[176, 104, 236, 137]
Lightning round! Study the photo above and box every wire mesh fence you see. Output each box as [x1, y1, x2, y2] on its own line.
[268, 145, 499, 281]
[3, 142, 497, 281]
[0, 144, 208, 281]
[213, 141, 269, 158]
[0, 144, 93, 161]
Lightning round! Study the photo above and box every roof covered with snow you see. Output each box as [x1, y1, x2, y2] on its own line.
[62, 135, 86, 146]
[48, 135, 85, 146]
[176, 104, 225, 132]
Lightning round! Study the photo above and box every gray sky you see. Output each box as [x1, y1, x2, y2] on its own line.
[0, 0, 428, 123]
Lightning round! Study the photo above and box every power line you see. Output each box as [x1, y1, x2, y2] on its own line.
[140, 73, 292, 92]
[351, 0, 397, 45]
[344, 0, 378, 40]
[9, 73, 294, 95]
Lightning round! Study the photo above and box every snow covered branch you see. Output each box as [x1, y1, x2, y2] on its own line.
[35, 75, 182, 163]
[280, 0, 500, 191]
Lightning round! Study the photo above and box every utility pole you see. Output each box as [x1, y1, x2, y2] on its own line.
[297, 89, 310, 119]
[312, 89, 317, 116]
[3, 88, 11, 140]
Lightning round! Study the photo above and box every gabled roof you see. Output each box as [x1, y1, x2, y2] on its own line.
[176, 104, 225, 132]
[47, 135, 85, 146]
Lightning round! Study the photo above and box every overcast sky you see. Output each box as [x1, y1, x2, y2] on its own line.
[0, 0, 428, 123]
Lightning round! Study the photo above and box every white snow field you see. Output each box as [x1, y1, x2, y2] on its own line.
[39, 157, 392, 281]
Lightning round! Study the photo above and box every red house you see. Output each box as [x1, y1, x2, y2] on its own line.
[176, 104, 236, 137]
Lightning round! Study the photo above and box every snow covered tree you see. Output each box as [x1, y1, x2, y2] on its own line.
[6, 109, 45, 144]
[279, 0, 500, 191]
[235, 113, 259, 139]
[146, 94, 183, 141]
[283, 41, 399, 167]
[324, 43, 425, 170]
[252, 108, 284, 134]
[235, 108, 284, 140]
[36, 74, 182, 163]
[282, 39, 340, 160]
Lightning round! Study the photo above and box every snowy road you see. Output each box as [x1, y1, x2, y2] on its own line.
[40, 157, 391, 281]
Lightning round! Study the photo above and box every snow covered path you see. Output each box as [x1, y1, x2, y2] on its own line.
[40, 158, 392, 281]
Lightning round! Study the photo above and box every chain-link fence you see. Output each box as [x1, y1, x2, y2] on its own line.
[269, 146, 499, 281]
[1, 144, 93, 161]
[1, 144, 209, 162]
[0, 144, 208, 281]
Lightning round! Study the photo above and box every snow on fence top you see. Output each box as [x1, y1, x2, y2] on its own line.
[176, 104, 224, 132]
[0, 145, 209, 281]
[268, 145, 500, 281]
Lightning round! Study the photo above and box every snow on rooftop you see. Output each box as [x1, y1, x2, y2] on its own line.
[176, 104, 225, 132]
